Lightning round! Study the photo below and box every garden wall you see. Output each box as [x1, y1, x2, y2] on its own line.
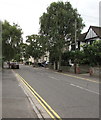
[49, 64, 100, 77]
[89, 67, 100, 77]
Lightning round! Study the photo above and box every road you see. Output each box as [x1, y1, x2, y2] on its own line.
[14, 64, 99, 118]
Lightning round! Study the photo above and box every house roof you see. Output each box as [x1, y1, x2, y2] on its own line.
[90, 26, 101, 38]
[78, 26, 101, 42]
[78, 32, 87, 42]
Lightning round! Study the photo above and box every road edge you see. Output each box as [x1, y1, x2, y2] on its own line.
[12, 70, 51, 119]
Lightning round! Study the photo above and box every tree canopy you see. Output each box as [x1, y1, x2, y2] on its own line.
[39, 1, 85, 69]
[26, 34, 45, 62]
[83, 40, 101, 66]
[2, 20, 23, 61]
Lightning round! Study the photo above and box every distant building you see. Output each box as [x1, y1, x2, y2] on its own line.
[38, 51, 49, 63]
[29, 56, 34, 63]
[28, 51, 49, 63]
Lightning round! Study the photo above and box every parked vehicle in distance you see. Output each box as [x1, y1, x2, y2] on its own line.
[10, 62, 19, 69]
[24, 61, 32, 65]
[38, 62, 45, 67]
[38, 61, 49, 67]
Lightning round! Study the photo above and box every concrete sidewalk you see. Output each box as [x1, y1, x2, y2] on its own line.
[2, 69, 38, 118]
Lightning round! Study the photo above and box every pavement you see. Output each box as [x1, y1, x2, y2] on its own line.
[2, 68, 38, 119]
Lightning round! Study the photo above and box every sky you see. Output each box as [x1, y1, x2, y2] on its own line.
[0, 0, 100, 41]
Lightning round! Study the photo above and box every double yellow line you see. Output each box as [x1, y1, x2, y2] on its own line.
[16, 73, 62, 120]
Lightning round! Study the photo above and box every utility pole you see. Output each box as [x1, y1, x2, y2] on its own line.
[74, 19, 77, 74]
[75, 19, 77, 50]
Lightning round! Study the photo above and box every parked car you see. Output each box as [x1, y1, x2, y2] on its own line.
[38, 62, 45, 67]
[38, 61, 49, 67]
[10, 62, 19, 69]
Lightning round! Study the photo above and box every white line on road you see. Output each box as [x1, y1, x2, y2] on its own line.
[48, 76, 60, 81]
[70, 83, 99, 95]
[48, 75, 99, 95]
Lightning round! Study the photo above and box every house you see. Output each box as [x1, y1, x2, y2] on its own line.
[28, 51, 49, 64]
[78, 26, 101, 50]
[38, 51, 49, 63]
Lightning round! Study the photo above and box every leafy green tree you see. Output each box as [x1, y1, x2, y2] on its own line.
[2, 20, 23, 62]
[83, 41, 101, 66]
[26, 34, 45, 62]
[20, 43, 29, 61]
[40, 1, 85, 70]
[69, 50, 86, 64]
[2, 21, 12, 61]
[61, 50, 87, 67]
[61, 51, 71, 66]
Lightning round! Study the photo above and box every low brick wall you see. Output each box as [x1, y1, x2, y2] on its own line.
[79, 65, 89, 74]
[49, 65, 74, 73]
[49, 65, 89, 74]
[68, 66, 74, 73]
[49, 64, 55, 70]
[61, 65, 90, 74]
[89, 67, 100, 77]
[49, 64, 100, 77]
[60, 66, 70, 72]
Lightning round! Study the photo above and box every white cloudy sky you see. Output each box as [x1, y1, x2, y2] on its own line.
[0, 0, 100, 41]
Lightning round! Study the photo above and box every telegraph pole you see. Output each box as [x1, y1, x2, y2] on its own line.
[75, 19, 77, 49]
[74, 19, 77, 74]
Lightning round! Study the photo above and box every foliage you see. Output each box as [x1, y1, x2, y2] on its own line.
[49, 45, 60, 63]
[83, 40, 101, 66]
[61, 51, 71, 66]
[26, 34, 45, 61]
[2, 20, 23, 61]
[14, 53, 21, 62]
[40, 1, 85, 69]
[19, 43, 29, 61]
[61, 50, 86, 65]
[61, 40, 101, 67]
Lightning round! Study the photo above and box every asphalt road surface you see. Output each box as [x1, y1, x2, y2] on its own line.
[14, 64, 100, 118]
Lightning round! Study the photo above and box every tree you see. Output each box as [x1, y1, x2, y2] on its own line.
[26, 34, 45, 62]
[40, 1, 85, 70]
[2, 20, 23, 62]
[61, 51, 71, 66]
[20, 43, 29, 61]
[83, 40, 101, 66]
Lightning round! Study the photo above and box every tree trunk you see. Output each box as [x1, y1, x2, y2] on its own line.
[54, 61, 58, 70]
[36, 58, 38, 63]
[53, 62, 56, 70]
[58, 53, 62, 71]
[74, 59, 77, 74]
[34, 58, 38, 67]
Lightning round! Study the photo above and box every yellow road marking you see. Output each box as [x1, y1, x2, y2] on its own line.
[17, 74, 55, 119]
[15, 72, 62, 120]
[55, 72, 99, 84]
